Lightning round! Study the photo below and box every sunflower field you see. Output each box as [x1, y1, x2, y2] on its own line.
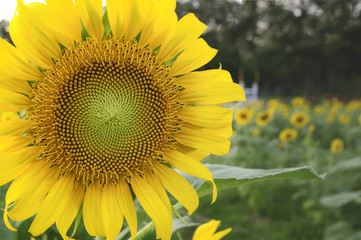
[197, 97, 361, 239]
[0, 0, 360, 239]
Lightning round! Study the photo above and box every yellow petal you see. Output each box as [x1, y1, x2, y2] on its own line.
[0, 119, 31, 136]
[131, 173, 172, 240]
[107, 0, 152, 41]
[164, 147, 217, 203]
[154, 162, 199, 215]
[176, 144, 210, 161]
[40, 0, 82, 48]
[212, 228, 232, 240]
[0, 88, 30, 111]
[176, 69, 245, 105]
[0, 146, 40, 170]
[0, 37, 41, 80]
[83, 183, 106, 237]
[177, 69, 235, 87]
[192, 220, 220, 239]
[178, 105, 233, 128]
[56, 183, 85, 239]
[6, 160, 49, 202]
[139, 0, 177, 49]
[7, 160, 59, 221]
[179, 82, 245, 105]
[101, 183, 124, 240]
[0, 112, 19, 122]
[0, 135, 33, 153]
[29, 175, 84, 237]
[175, 123, 231, 156]
[0, 144, 38, 187]
[170, 38, 217, 76]
[2, 162, 32, 231]
[0, 75, 31, 95]
[158, 13, 207, 62]
[118, 179, 137, 239]
[10, 1, 62, 69]
[74, 0, 104, 42]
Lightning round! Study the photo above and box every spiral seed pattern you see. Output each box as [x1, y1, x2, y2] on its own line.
[29, 38, 181, 185]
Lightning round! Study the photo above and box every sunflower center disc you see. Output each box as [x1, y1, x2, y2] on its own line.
[30, 38, 181, 184]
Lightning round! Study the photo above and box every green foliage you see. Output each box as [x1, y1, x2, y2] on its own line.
[196, 97, 361, 239]
[195, 164, 324, 198]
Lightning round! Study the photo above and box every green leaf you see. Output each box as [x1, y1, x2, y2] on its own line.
[324, 221, 361, 240]
[192, 164, 325, 198]
[321, 191, 361, 208]
[102, 8, 112, 39]
[0, 217, 13, 240]
[80, 20, 91, 41]
[172, 216, 199, 234]
[329, 157, 361, 174]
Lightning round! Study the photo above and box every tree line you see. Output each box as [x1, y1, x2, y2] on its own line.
[177, 0, 361, 98]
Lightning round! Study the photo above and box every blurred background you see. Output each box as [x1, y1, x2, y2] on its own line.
[1, 0, 361, 239]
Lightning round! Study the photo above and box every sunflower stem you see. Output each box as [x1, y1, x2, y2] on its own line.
[95, 237, 106, 240]
[130, 202, 184, 240]
[131, 221, 154, 240]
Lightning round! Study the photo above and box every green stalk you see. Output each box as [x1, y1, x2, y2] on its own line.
[95, 237, 106, 240]
[130, 202, 183, 240]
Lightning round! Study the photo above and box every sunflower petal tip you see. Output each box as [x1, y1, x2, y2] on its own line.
[3, 209, 17, 232]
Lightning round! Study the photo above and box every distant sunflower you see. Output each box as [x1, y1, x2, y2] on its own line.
[313, 105, 325, 115]
[308, 124, 315, 133]
[256, 110, 273, 127]
[290, 112, 310, 128]
[345, 100, 361, 112]
[234, 108, 253, 126]
[0, 1, 245, 240]
[338, 114, 351, 125]
[192, 220, 231, 240]
[326, 109, 338, 122]
[279, 128, 298, 143]
[291, 97, 306, 108]
[330, 138, 344, 154]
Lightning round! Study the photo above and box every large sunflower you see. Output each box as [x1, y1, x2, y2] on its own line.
[0, 1, 245, 240]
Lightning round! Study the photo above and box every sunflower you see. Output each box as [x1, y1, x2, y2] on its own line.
[192, 220, 231, 240]
[279, 128, 298, 143]
[326, 109, 338, 122]
[313, 105, 325, 115]
[330, 138, 344, 154]
[256, 110, 273, 127]
[291, 97, 306, 108]
[338, 114, 350, 125]
[290, 112, 310, 128]
[0, 1, 245, 240]
[345, 100, 361, 112]
[234, 108, 253, 126]
[308, 124, 315, 133]
[267, 99, 289, 118]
